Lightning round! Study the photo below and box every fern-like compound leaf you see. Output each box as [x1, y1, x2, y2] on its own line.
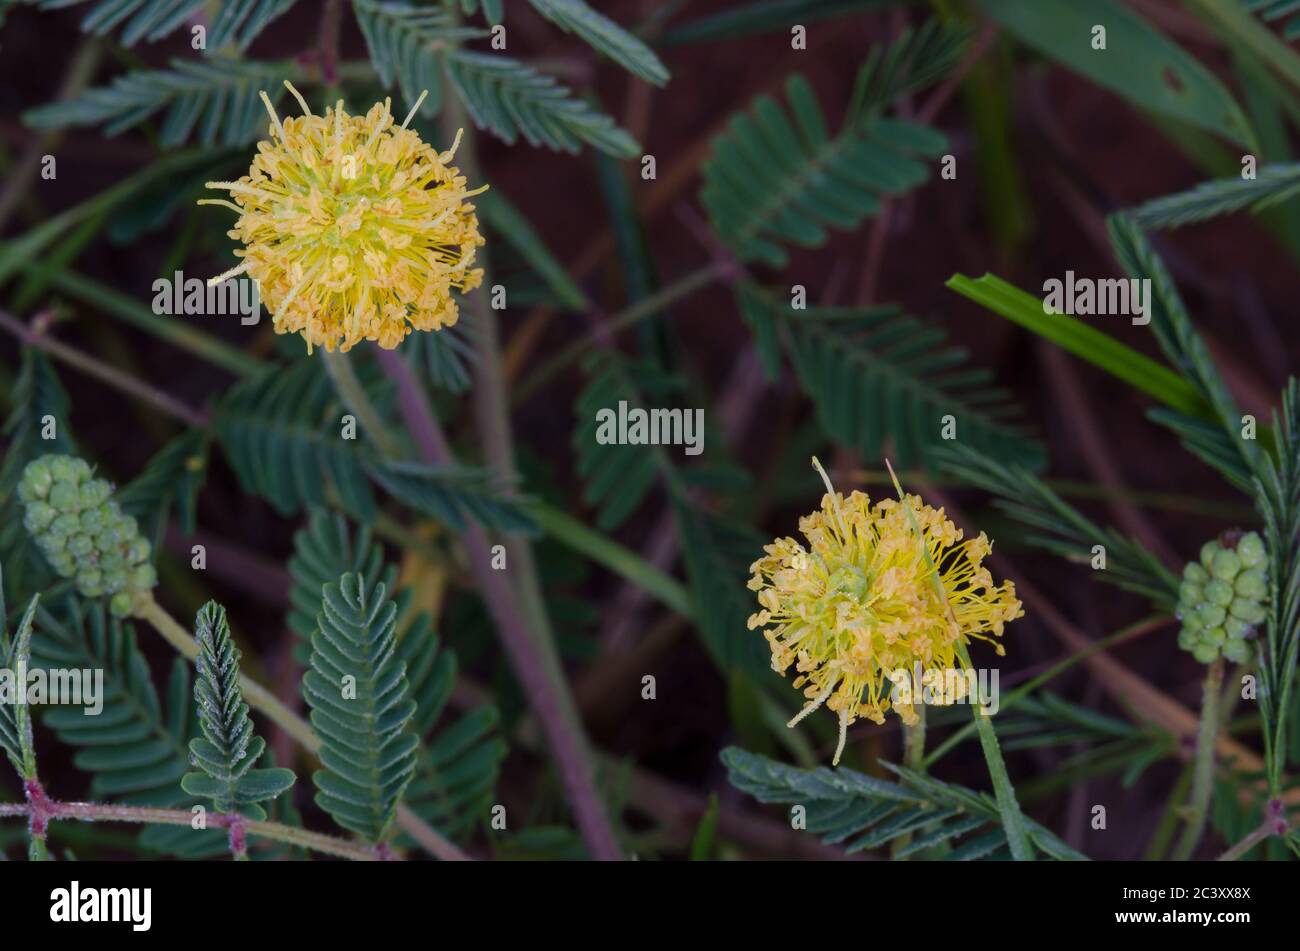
[288, 510, 391, 663]
[180, 602, 295, 816]
[353, 0, 485, 114]
[1255, 378, 1300, 792]
[721, 747, 1085, 860]
[1, 351, 75, 608]
[28, 599, 228, 856]
[304, 573, 418, 843]
[702, 24, 963, 266]
[444, 50, 641, 156]
[214, 360, 378, 519]
[366, 460, 538, 536]
[935, 443, 1180, 607]
[0, 590, 39, 780]
[32, 0, 297, 49]
[527, 0, 669, 86]
[736, 285, 1044, 471]
[354, 0, 638, 155]
[1130, 162, 1300, 230]
[24, 58, 291, 147]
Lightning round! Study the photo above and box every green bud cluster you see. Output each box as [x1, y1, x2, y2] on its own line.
[1176, 532, 1267, 665]
[17, 454, 156, 617]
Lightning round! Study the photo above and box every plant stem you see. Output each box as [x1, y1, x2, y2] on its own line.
[884, 461, 1033, 860]
[1174, 657, 1226, 860]
[35, 266, 262, 376]
[1216, 799, 1288, 861]
[430, 44, 622, 860]
[0, 308, 209, 428]
[0, 798, 382, 861]
[904, 704, 927, 772]
[131, 593, 470, 861]
[135, 594, 315, 750]
[513, 260, 731, 402]
[374, 347, 622, 860]
[321, 348, 401, 457]
[1144, 763, 1193, 860]
[526, 500, 692, 617]
[955, 638, 1035, 861]
[892, 705, 928, 859]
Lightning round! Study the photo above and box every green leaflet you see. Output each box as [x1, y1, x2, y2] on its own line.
[180, 602, 296, 818]
[945, 272, 1209, 416]
[935, 444, 1180, 608]
[304, 573, 418, 843]
[527, 0, 669, 86]
[461, 0, 503, 25]
[1130, 162, 1300, 230]
[25, 58, 293, 147]
[443, 50, 641, 157]
[701, 23, 961, 266]
[980, 0, 1255, 149]
[737, 285, 1044, 471]
[32, 0, 297, 50]
[721, 747, 1086, 860]
[289, 513, 505, 839]
[214, 360, 378, 520]
[0, 351, 76, 610]
[28, 599, 229, 857]
[0, 591, 39, 780]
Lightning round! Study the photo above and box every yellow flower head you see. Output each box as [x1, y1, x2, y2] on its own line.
[200, 81, 486, 353]
[748, 458, 1023, 764]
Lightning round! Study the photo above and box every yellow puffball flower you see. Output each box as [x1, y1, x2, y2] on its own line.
[199, 81, 486, 353]
[748, 458, 1023, 765]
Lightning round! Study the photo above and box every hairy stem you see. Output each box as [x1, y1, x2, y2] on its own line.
[891, 705, 928, 859]
[375, 346, 621, 859]
[35, 267, 261, 376]
[321, 348, 401, 457]
[1174, 657, 1225, 860]
[1216, 799, 1288, 861]
[0, 796, 382, 861]
[0, 308, 209, 428]
[131, 593, 470, 861]
[430, 47, 622, 860]
[904, 704, 927, 772]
